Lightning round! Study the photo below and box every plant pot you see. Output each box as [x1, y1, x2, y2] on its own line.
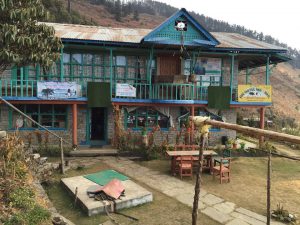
[232, 143, 237, 149]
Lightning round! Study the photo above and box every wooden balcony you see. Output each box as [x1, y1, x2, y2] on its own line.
[0, 80, 271, 107]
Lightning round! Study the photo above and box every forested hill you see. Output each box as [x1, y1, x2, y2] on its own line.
[42, 0, 300, 69]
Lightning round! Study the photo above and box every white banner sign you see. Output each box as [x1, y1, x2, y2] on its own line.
[116, 83, 136, 97]
[37, 81, 82, 99]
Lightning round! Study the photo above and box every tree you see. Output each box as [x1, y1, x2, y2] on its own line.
[133, 9, 139, 21]
[114, 0, 122, 22]
[0, 0, 62, 75]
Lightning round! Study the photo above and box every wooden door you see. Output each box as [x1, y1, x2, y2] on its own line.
[159, 56, 181, 76]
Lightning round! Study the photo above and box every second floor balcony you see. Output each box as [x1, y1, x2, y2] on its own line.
[0, 79, 271, 106]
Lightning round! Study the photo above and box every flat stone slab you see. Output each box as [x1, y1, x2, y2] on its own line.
[214, 202, 236, 214]
[226, 218, 250, 225]
[61, 175, 153, 216]
[201, 194, 224, 206]
[202, 207, 233, 224]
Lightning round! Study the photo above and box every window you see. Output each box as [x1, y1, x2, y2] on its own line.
[125, 107, 169, 129]
[11, 104, 68, 129]
[114, 55, 148, 83]
[178, 108, 223, 131]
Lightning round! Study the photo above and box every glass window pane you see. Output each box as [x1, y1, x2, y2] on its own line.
[72, 54, 82, 64]
[158, 115, 169, 128]
[63, 53, 70, 63]
[147, 116, 156, 127]
[83, 54, 93, 64]
[40, 105, 52, 114]
[116, 56, 126, 66]
[54, 115, 66, 128]
[127, 115, 136, 128]
[41, 115, 52, 127]
[54, 105, 66, 114]
[137, 116, 146, 127]
[26, 105, 38, 114]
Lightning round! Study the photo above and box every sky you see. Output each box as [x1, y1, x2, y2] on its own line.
[157, 0, 300, 50]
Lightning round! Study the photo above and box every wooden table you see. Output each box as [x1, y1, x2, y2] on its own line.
[166, 150, 218, 175]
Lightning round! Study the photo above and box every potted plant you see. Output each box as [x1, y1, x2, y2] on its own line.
[227, 138, 238, 149]
[232, 139, 238, 149]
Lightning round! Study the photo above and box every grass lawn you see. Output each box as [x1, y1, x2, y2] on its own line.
[45, 162, 221, 225]
[138, 157, 300, 217]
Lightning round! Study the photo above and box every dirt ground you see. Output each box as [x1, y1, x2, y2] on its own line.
[46, 162, 221, 225]
[138, 157, 300, 217]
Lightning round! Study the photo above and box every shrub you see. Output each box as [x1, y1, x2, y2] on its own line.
[4, 205, 50, 225]
[9, 187, 35, 209]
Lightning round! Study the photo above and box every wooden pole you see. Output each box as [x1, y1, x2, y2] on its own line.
[267, 147, 272, 225]
[60, 138, 65, 174]
[203, 119, 300, 144]
[192, 135, 205, 225]
[259, 107, 265, 147]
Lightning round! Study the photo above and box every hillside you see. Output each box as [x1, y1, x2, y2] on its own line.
[45, 0, 300, 123]
[238, 64, 300, 124]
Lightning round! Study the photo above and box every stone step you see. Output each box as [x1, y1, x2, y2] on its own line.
[69, 149, 118, 157]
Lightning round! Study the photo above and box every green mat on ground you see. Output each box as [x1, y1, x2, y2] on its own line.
[84, 170, 129, 186]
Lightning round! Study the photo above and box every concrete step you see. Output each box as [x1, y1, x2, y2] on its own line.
[69, 148, 118, 157]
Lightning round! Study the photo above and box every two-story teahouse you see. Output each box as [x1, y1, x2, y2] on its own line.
[0, 9, 289, 147]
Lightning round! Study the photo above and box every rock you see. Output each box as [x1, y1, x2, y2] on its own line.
[39, 157, 48, 164]
[52, 216, 67, 225]
[0, 131, 7, 139]
[31, 153, 41, 160]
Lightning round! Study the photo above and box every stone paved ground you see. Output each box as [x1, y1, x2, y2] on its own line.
[70, 157, 284, 225]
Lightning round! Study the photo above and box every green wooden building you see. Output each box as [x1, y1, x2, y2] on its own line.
[0, 8, 289, 146]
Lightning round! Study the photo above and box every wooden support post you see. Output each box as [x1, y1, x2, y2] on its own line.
[230, 54, 235, 101]
[266, 55, 270, 85]
[267, 147, 272, 225]
[259, 107, 265, 147]
[60, 47, 64, 81]
[192, 135, 205, 225]
[72, 103, 78, 146]
[191, 105, 195, 147]
[246, 66, 250, 84]
[110, 48, 113, 98]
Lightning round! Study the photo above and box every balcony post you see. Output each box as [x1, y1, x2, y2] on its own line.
[266, 55, 270, 85]
[259, 107, 265, 147]
[72, 103, 78, 146]
[20, 67, 24, 97]
[246, 66, 250, 84]
[109, 48, 113, 98]
[230, 54, 235, 101]
[60, 46, 64, 81]
[147, 46, 154, 98]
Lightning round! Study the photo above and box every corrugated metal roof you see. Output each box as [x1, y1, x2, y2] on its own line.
[211, 32, 286, 50]
[46, 23, 150, 43]
[44, 22, 286, 51]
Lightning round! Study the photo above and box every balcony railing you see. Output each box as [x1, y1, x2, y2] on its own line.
[112, 83, 215, 101]
[0, 79, 241, 103]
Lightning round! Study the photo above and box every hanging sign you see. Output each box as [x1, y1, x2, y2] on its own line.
[116, 83, 136, 97]
[238, 85, 272, 102]
[37, 81, 82, 99]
